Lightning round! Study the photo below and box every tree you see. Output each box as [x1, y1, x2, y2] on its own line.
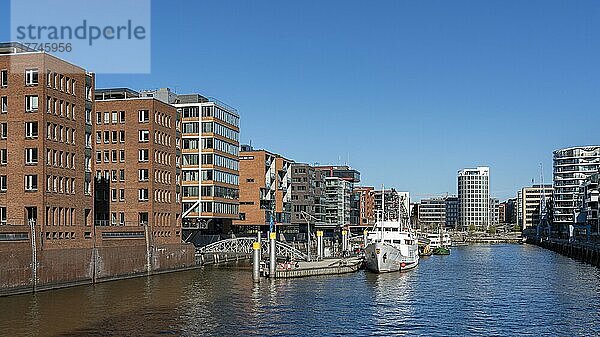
[468, 223, 476, 232]
[488, 225, 497, 235]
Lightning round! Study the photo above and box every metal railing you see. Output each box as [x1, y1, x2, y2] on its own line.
[197, 237, 307, 261]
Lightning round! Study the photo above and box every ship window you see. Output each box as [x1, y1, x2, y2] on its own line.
[393, 240, 401, 244]
[384, 240, 391, 243]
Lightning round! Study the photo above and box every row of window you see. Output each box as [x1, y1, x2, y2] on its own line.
[0, 174, 40, 191]
[202, 138, 239, 156]
[46, 149, 76, 169]
[46, 122, 76, 145]
[203, 105, 239, 127]
[96, 130, 126, 144]
[46, 70, 76, 94]
[96, 169, 125, 182]
[96, 149, 126, 164]
[46, 175, 76, 194]
[200, 169, 239, 185]
[0, 69, 74, 92]
[182, 201, 239, 215]
[46, 96, 76, 120]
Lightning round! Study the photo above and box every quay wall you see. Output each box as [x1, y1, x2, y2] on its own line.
[527, 238, 600, 268]
[0, 235, 195, 296]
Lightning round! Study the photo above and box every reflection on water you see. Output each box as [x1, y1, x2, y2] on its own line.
[0, 244, 599, 336]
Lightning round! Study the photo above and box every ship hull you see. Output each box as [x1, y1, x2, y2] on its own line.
[364, 242, 419, 273]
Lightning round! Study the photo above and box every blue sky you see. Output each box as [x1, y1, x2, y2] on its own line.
[2, 0, 599, 201]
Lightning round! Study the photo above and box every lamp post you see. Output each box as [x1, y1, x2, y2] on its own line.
[300, 211, 319, 262]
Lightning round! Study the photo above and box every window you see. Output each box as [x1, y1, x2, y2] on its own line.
[25, 148, 38, 165]
[96, 131, 101, 144]
[119, 169, 125, 181]
[96, 112, 102, 124]
[25, 96, 39, 112]
[1, 96, 7, 113]
[111, 150, 117, 163]
[0, 123, 6, 139]
[104, 112, 109, 124]
[104, 131, 109, 143]
[139, 130, 149, 142]
[111, 111, 117, 124]
[138, 110, 149, 123]
[111, 131, 117, 143]
[0, 207, 5, 225]
[119, 150, 125, 162]
[96, 151, 101, 163]
[0, 70, 7, 87]
[103, 150, 109, 163]
[25, 122, 38, 138]
[0, 175, 6, 192]
[139, 169, 149, 181]
[138, 149, 149, 162]
[119, 110, 125, 123]
[119, 189, 125, 201]
[25, 175, 38, 191]
[0, 149, 5, 165]
[119, 130, 125, 143]
[138, 188, 149, 201]
[25, 69, 38, 86]
[111, 189, 117, 201]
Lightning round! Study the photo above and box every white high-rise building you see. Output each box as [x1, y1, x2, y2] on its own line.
[553, 146, 600, 231]
[458, 167, 490, 231]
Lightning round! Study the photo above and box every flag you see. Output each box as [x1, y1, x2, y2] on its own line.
[269, 212, 274, 233]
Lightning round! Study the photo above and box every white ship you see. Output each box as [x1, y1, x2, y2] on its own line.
[364, 187, 419, 273]
[364, 220, 420, 273]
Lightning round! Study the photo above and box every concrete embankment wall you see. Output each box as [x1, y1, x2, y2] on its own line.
[0, 241, 196, 296]
[528, 238, 600, 268]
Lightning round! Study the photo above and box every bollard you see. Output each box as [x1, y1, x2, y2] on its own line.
[253, 242, 261, 282]
[257, 231, 262, 262]
[269, 231, 276, 277]
[342, 230, 348, 252]
[317, 230, 323, 260]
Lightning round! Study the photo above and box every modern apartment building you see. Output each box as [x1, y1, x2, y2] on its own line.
[499, 203, 507, 224]
[324, 177, 352, 227]
[490, 197, 500, 226]
[235, 146, 293, 232]
[315, 165, 361, 226]
[0, 43, 95, 246]
[419, 197, 446, 229]
[174, 93, 240, 233]
[520, 184, 553, 230]
[290, 163, 326, 227]
[553, 146, 600, 231]
[458, 166, 490, 231]
[579, 173, 599, 235]
[94, 88, 181, 244]
[374, 189, 410, 222]
[445, 196, 459, 229]
[352, 186, 375, 227]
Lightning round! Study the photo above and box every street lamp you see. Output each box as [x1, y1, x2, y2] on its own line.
[300, 211, 319, 262]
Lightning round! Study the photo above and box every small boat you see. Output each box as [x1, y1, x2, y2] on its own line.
[432, 246, 451, 255]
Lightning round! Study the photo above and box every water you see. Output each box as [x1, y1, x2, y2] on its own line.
[1, 244, 599, 336]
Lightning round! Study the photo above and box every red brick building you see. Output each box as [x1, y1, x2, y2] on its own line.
[94, 88, 181, 244]
[0, 42, 95, 248]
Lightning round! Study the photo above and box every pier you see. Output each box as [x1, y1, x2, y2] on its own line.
[526, 237, 600, 267]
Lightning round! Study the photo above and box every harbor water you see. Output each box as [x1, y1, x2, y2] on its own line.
[1, 244, 599, 336]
